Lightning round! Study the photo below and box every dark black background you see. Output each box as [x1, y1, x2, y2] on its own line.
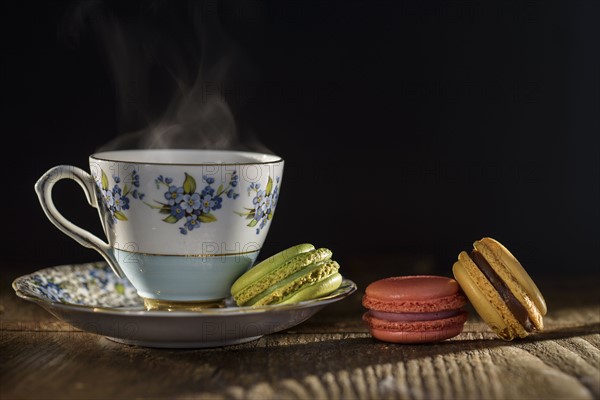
[3, 0, 598, 279]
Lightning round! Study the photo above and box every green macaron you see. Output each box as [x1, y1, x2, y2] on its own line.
[231, 244, 343, 306]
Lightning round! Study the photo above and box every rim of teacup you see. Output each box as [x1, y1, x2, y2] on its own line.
[90, 149, 283, 166]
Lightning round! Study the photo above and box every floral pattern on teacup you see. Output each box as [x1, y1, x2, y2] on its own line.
[96, 169, 145, 224]
[236, 176, 280, 235]
[146, 172, 240, 235]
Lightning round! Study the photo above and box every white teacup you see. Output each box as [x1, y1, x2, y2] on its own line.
[35, 149, 284, 308]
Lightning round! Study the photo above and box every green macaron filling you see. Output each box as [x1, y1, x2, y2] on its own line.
[279, 272, 343, 305]
[245, 260, 340, 306]
[232, 247, 333, 305]
[230, 243, 315, 295]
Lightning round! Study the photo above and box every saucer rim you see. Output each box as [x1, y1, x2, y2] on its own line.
[12, 262, 357, 318]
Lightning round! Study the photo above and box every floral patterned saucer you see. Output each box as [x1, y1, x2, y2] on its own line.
[12, 262, 357, 348]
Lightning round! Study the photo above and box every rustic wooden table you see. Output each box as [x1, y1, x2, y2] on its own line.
[1, 263, 599, 400]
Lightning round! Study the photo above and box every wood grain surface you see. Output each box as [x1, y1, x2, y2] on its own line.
[1, 266, 599, 400]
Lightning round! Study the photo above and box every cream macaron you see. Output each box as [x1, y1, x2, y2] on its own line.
[452, 237, 547, 340]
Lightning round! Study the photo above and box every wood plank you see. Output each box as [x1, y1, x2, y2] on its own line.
[2, 268, 599, 400]
[1, 328, 598, 399]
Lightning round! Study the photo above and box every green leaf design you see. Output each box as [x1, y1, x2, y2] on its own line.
[114, 283, 125, 295]
[114, 211, 128, 221]
[217, 184, 223, 195]
[123, 184, 130, 196]
[101, 170, 109, 191]
[183, 173, 196, 194]
[159, 205, 171, 214]
[268, 212, 273, 220]
[144, 201, 167, 210]
[247, 219, 258, 227]
[266, 176, 273, 196]
[163, 215, 179, 223]
[198, 213, 217, 223]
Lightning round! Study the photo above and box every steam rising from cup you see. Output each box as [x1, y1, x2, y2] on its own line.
[61, 0, 269, 153]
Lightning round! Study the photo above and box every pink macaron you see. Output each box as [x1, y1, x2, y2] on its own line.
[362, 276, 468, 343]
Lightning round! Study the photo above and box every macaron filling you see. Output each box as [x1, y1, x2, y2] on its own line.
[245, 260, 340, 306]
[367, 309, 462, 322]
[469, 250, 535, 332]
[233, 248, 332, 305]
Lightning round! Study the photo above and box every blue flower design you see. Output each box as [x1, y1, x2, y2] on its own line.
[120, 196, 130, 210]
[113, 192, 124, 212]
[200, 194, 215, 213]
[185, 214, 200, 231]
[132, 190, 145, 200]
[149, 171, 239, 234]
[155, 175, 165, 189]
[247, 182, 260, 197]
[90, 268, 109, 288]
[201, 185, 215, 197]
[165, 185, 184, 206]
[104, 190, 114, 207]
[170, 204, 185, 220]
[96, 169, 143, 224]
[237, 175, 280, 235]
[181, 193, 201, 213]
[253, 190, 266, 206]
[212, 196, 223, 210]
[257, 203, 267, 218]
[29, 275, 73, 303]
[132, 171, 140, 188]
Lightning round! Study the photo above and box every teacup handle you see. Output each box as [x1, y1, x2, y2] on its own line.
[35, 165, 125, 278]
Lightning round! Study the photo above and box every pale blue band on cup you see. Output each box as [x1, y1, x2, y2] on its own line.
[113, 248, 259, 301]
